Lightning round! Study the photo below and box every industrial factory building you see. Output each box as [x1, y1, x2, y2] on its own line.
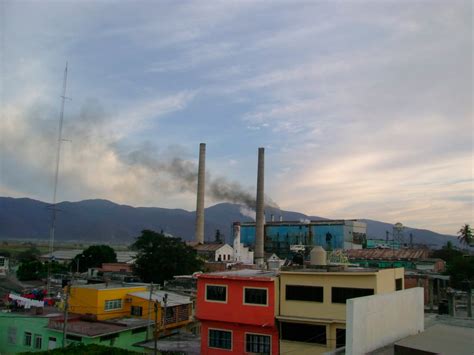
[237, 220, 367, 259]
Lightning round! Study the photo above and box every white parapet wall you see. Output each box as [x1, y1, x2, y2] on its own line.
[346, 287, 424, 355]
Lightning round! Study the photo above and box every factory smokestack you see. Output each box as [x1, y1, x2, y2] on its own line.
[255, 147, 265, 266]
[195, 143, 206, 244]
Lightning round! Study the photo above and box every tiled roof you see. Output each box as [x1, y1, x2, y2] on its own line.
[346, 248, 429, 260]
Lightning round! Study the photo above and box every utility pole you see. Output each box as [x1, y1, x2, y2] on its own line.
[145, 283, 154, 341]
[153, 300, 159, 355]
[62, 279, 72, 348]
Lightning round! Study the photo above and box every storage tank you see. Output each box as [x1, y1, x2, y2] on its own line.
[310, 246, 327, 266]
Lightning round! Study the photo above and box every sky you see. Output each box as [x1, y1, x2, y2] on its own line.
[0, 0, 472, 235]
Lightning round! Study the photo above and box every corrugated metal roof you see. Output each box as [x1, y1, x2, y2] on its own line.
[346, 248, 429, 260]
[129, 290, 191, 306]
[190, 243, 230, 252]
[40, 250, 136, 263]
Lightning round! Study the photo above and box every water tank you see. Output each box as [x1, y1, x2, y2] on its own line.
[310, 246, 327, 266]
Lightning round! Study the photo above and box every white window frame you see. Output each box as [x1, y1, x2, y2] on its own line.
[243, 286, 268, 306]
[205, 284, 228, 303]
[245, 332, 272, 354]
[208, 327, 233, 351]
[104, 299, 123, 311]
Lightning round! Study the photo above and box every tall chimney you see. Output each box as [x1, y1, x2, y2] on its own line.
[195, 143, 206, 244]
[255, 147, 265, 266]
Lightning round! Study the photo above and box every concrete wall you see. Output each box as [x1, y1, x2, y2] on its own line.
[280, 272, 376, 321]
[346, 287, 424, 355]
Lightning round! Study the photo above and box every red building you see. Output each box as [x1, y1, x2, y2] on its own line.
[196, 269, 279, 355]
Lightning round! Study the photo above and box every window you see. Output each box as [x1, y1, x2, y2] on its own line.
[336, 328, 346, 348]
[24, 332, 32, 347]
[209, 329, 232, 350]
[246, 333, 271, 354]
[104, 299, 122, 311]
[34, 335, 42, 349]
[286, 285, 323, 302]
[7, 327, 16, 345]
[206, 285, 227, 302]
[131, 306, 143, 316]
[0, 258, 5, 266]
[244, 288, 268, 305]
[396, 278, 403, 291]
[331, 287, 374, 304]
[281, 322, 326, 345]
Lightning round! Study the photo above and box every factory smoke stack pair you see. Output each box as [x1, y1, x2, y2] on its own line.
[194, 144, 266, 267]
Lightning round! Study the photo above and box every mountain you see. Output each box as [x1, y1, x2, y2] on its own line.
[0, 197, 459, 248]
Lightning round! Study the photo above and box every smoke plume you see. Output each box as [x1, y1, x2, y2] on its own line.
[126, 146, 279, 210]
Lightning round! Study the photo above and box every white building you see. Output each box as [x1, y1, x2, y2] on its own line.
[232, 222, 254, 264]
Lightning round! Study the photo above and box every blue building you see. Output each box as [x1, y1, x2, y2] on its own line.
[238, 220, 366, 259]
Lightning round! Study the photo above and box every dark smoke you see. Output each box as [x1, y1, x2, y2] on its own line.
[125, 146, 279, 209]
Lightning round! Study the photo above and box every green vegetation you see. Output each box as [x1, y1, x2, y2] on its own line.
[71, 245, 117, 272]
[432, 239, 474, 289]
[17, 260, 68, 281]
[131, 230, 203, 284]
[457, 224, 473, 247]
[17, 247, 42, 263]
[19, 343, 142, 354]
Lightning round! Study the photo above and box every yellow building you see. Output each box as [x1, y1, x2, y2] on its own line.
[67, 284, 193, 333]
[278, 266, 404, 354]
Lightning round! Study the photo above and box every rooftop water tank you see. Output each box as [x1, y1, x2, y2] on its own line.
[310, 246, 327, 266]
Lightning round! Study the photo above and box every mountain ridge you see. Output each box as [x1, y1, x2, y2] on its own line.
[0, 196, 459, 248]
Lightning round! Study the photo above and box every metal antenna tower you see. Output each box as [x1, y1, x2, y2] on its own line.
[47, 63, 70, 294]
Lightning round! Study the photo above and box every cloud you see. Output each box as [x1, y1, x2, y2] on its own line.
[1, 0, 471, 235]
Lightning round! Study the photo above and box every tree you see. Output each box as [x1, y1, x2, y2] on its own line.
[431, 241, 464, 265]
[445, 255, 474, 289]
[457, 224, 473, 247]
[71, 245, 117, 272]
[16, 247, 41, 263]
[17, 260, 44, 281]
[131, 230, 203, 284]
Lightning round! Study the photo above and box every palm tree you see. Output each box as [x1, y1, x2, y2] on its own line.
[457, 224, 473, 247]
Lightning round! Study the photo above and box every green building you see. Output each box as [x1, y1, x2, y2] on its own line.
[0, 311, 149, 354]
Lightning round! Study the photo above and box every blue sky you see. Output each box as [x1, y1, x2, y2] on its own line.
[0, 0, 472, 234]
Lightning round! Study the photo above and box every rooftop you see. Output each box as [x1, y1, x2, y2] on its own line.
[280, 265, 391, 274]
[394, 323, 474, 355]
[188, 242, 230, 252]
[199, 269, 278, 280]
[41, 250, 137, 263]
[47, 315, 149, 337]
[346, 248, 429, 260]
[129, 290, 191, 306]
[240, 219, 363, 226]
[71, 283, 147, 290]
